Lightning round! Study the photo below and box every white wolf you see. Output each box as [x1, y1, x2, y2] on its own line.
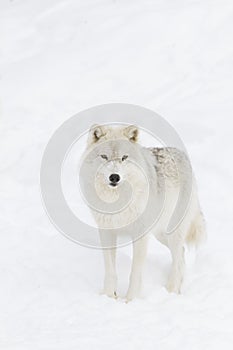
[83, 124, 205, 301]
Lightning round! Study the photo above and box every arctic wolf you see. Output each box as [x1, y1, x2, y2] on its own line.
[83, 124, 205, 301]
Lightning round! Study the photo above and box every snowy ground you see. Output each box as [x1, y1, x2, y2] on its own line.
[1, 0, 233, 349]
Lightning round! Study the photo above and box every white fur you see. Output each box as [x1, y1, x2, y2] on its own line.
[83, 125, 206, 301]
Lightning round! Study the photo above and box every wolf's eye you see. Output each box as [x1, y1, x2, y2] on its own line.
[100, 154, 108, 160]
[122, 155, 128, 161]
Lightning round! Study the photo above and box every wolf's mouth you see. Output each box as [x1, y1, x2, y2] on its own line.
[109, 182, 117, 187]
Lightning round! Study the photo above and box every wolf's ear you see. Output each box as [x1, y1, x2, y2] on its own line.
[88, 124, 106, 145]
[124, 125, 139, 142]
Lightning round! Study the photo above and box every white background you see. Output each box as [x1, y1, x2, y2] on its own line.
[1, 0, 233, 349]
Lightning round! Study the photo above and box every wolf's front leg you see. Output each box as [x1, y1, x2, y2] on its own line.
[126, 235, 148, 302]
[99, 231, 117, 299]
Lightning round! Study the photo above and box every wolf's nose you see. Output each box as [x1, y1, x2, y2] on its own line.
[109, 173, 120, 184]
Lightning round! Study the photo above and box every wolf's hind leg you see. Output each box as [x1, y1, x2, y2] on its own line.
[166, 233, 185, 294]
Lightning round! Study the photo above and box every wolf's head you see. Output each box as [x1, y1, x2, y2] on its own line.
[85, 124, 145, 190]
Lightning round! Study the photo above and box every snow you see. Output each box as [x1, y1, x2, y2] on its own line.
[1, 0, 233, 348]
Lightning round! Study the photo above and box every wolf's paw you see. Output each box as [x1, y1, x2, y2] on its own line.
[125, 296, 133, 303]
[125, 297, 134, 303]
[166, 279, 181, 294]
[100, 289, 118, 299]
[125, 289, 138, 302]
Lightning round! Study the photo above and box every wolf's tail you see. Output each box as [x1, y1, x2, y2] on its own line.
[186, 210, 206, 248]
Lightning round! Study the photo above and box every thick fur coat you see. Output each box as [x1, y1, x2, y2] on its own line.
[82, 124, 206, 301]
